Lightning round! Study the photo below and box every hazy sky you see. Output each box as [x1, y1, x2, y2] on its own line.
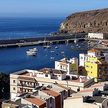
[0, 0, 108, 17]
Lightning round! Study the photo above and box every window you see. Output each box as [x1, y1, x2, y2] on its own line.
[102, 105, 105, 108]
[107, 102, 108, 106]
[60, 65, 62, 69]
[13, 80, 15, 83]
[13, 87, 16, 90]
[50, 98, 52, 103]
[81, 57, 83, 59]
[64, 91, 66, 96]
[45, 74, 48, 77]
[77, 87, 80, 92]
[86, 65, 89, 68]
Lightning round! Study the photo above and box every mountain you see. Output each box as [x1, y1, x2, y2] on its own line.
[59, 8, 108, 33]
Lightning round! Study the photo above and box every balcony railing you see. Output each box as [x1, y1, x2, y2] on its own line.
[17, 83, 36, 88]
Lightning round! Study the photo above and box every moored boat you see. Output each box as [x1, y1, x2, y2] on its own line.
[26, 51, 36, 56]
[26, 48, 37, 56]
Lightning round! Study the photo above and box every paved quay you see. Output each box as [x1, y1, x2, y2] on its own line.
[0, 33, 86, 48]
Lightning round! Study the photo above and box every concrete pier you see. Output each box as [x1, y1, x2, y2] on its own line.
[0, 33, 86, 48]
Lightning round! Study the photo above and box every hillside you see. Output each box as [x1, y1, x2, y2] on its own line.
[59, 8, 108, 33]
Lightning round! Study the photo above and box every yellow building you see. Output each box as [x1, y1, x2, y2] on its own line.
[85, 49, 108, 82]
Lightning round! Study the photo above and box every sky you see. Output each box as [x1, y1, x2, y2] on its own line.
[0, 0, 108, 18]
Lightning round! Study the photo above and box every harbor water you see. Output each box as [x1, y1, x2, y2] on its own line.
[0, 17, 87, 73]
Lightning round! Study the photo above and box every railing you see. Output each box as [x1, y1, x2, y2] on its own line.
[17, 83, 36, 88]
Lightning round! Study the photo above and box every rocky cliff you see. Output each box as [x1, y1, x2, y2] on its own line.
[60, 8, 108, 33]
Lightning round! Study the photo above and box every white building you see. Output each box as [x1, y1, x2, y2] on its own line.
[55, 58, 78, 75]
[79, 49, 108, 67]
[10, 69, 94, 100]
[10, 69, 67, 100]
[88, 33, 104, 39]
[79, 54, 87, 66]
[64, 96, 108, 108]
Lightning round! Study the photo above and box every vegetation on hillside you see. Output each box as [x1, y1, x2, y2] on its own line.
[0, 73, 10, 99]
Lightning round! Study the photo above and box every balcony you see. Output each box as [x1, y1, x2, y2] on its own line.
[17, 83, 36, 88]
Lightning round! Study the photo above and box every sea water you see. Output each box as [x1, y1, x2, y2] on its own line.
[0, 17, 87, 73]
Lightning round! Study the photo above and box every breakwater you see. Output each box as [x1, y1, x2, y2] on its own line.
[0, 33, 86, 48]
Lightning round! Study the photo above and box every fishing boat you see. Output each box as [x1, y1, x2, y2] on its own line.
[43, 45, 51, 49]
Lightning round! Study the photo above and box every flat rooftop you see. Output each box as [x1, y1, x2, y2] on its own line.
[32, 90, 52, 100]
[84, 96, 106, 103]
[2, 100, 25, 107]
[11, 69, 92, 84]
[58, 58, 71, 64]
[39, 68, 66, 74]
[12, 69, 30, 75]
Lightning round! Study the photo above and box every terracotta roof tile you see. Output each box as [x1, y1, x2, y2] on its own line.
[42, 88, 60, 97]
[25, 97, 46, 106]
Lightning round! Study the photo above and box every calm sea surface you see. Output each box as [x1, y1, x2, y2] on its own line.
[0, 17, 87, 73]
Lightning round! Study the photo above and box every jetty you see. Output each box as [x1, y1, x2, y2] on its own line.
[0, 33, 86, 48]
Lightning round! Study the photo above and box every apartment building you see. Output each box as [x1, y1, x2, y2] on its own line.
[10, 70, 39, 100]
[55, 58, 78, 75]
[4, 84, 72, 108]
[79, 49, 108, 82]
[85, 49, 108, 82]
[10, 68, 94, 101]
[38, 68, 67, 80]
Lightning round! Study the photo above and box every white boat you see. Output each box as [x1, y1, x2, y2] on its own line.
[55, 46, 58, 49]
[50, 50, 55, 53]
[29, 48, 38, 52]
[74, 39, 78, 43]
[61, 51, 64, 54]
[43, 45, 51, 49]
[26, 48, 37, 56]
[26, 51, 36, 56]
[50, 57, 54, 60]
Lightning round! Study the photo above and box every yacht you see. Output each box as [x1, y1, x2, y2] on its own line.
[26, 48, 37, 56]
[26, 51, 36, 56]
[29, 48, 38, 52]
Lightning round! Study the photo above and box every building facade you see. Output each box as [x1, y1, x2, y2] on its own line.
[55, 58, 78, 75]
[84, 49, 108, 82]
